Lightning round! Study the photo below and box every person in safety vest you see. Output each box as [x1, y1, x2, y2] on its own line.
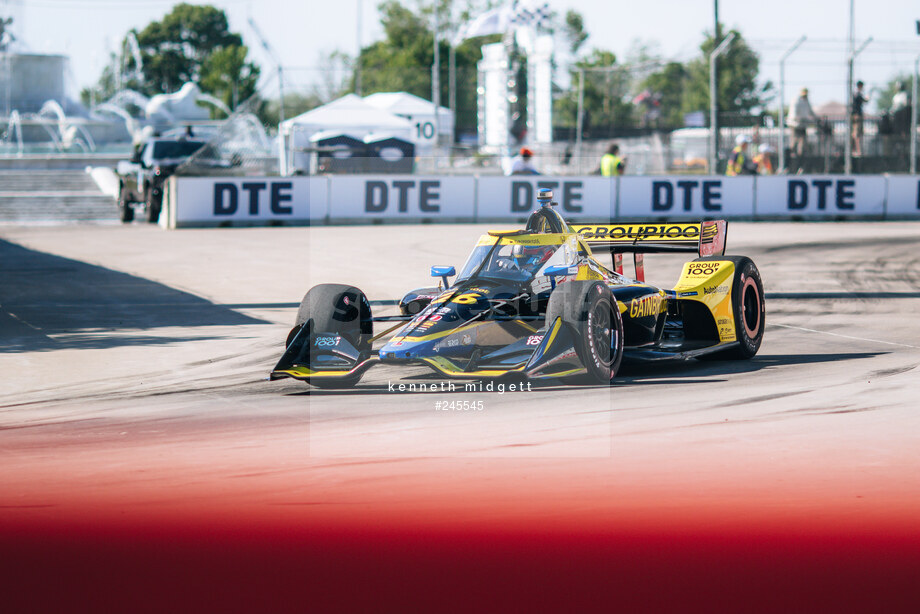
[726, 134, 757, 176]
[600, 143, 626, 176]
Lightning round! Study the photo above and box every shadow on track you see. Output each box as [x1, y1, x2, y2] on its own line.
[617, 351, 883, 383]
[285, 351, 883, 396]
[0, 238, 267, 353]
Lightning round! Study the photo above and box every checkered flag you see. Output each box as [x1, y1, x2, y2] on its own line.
[509, 1, 551, 28]
[454, 1, 552, 44]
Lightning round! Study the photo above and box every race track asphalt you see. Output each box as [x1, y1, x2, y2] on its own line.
[2, 221, 919, 612]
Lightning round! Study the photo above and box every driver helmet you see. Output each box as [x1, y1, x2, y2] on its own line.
[512, 244, 555, 268]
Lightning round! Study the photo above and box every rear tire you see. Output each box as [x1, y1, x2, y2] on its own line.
[145, 189, 162, 223]
[696, 255, 765, 360]
[545, 281, 623, 384]
[118, 184, 134, 223]
[290, 284, 373, 388]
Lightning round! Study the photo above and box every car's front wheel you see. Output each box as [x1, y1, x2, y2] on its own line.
[546, 280, 623, 384]
[289, 283, 374, 388]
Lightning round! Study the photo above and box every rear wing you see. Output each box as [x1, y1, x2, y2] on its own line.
[572, 221, 727, 257]
[572, 221, 727, 282]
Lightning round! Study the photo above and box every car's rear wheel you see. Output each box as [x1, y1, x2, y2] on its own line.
[289, 283, 373, 388]
[546, 280, 623, 384]
[696, 255, 765, 360]
[118, 184, 134, 223]
[145, 188, 162, 223]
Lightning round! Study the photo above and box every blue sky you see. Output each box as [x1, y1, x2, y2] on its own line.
[5, 0, 920, 110]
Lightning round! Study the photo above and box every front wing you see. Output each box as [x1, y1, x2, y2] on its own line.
[270, 317, 589, 385]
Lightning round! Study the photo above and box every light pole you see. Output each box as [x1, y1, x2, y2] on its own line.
[911, 53, 920, 174]
[778, 36, 806, 174]
[356, 0, 363, 96]
[709, 32, 735, 174]
[844, 36, 872, 174]
[574, 68, 585, 172]
[249, 18, 285, 125]
[712, 0, 721, 174]
[432, 6, 441, 148]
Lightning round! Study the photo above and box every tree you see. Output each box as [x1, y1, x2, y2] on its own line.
[875, 73, 911, 114]
[562, 10, 588, 54]
[640, 61, 690, 130]
[554, 50, 636, 136]
[200, 45, 260, 111]
[258, 51, 352, 127]
[679, 27, 772, 122]
[82, 3, 259, 113]
[354, 1, 496, 138]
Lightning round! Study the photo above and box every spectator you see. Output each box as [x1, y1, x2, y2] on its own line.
[508, 147, 540, 175]
[753, 144, 775, 175]
[892, 81, 909, 112]
[600, 143, 626, 176]
[787, 87, 816, 160]
[851, 80, 869, 156]
[726, 134, 758, 176]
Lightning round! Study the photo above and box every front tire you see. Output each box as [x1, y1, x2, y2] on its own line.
[546, 280, 624, 384]
[289, 284, 373, 388]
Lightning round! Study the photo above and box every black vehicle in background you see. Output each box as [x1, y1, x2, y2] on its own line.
[116, 137, 206, 223]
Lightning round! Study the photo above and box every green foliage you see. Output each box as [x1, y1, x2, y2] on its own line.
[133, 3, 244, 94]
[875, 73, 911, 114]
[635, 26, 770, 130]
[259, 92, 325, 128]
[84, 3, 260, 113]
[680, 27, 772, 116]
[80, 53, 119, 107]
[354, 0, 495, 137]
[640, 62, 689, 129]
[563, 10, 588, 54]
[555, 49, 635, 132]
[200, 45, 260, 114]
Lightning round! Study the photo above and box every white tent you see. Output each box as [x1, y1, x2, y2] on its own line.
[363, 91, 454, 148]
[279, 94, 414, 174]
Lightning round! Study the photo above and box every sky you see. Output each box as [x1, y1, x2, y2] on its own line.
[3, 0, 920, 111]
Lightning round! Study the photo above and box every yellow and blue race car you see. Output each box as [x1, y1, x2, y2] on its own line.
[271, 189, 765, 387]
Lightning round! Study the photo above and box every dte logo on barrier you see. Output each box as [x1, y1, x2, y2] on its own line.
[652, 180, 723, 211]
[213, 182, 293, 215]
[787, 179, 855, 210]
[511, 181, 584, 212]
[365, 180, 441, 212]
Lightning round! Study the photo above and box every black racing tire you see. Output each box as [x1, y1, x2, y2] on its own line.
[289, 284, 373, 388]
[145, 188, 162, 224]
[545, 280, 624, 385]
[696, 255, 765, 360]
[118, 184, 134, 223]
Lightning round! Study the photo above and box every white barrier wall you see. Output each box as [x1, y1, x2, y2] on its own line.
[884, 177, 920, 217]
[618, 176, 754, 219]
[167, 175, 920, 227]
[327, 175, 475, 222]
[477, 176, 612, 221]
[755, 175, 886, 218]
[166, 177, 328, 227]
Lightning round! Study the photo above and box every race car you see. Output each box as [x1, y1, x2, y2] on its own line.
[271, 189, 765, 387]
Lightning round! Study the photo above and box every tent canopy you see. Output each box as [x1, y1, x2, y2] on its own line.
[281, 94, 413, 138]
[363, 91, 451, 119]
